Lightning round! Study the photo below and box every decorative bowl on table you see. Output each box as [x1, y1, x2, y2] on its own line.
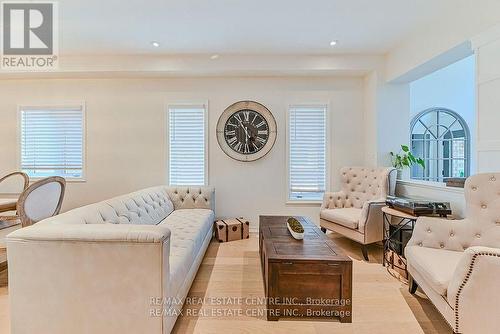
[286, 217, 304, 240]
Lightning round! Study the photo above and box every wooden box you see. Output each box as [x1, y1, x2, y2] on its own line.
[444, 177, 466, 188]
[214, 218, 250, 242]
[385, 249, 408, 280]
[259, 216, 352, 322]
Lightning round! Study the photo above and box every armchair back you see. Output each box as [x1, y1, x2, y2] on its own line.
[408, 173, 500, 252]
[336, 167, 396, 209]
[462, 173, 500, 248]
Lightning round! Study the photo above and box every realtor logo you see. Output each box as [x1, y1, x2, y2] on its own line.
[1, 1, 58, 70]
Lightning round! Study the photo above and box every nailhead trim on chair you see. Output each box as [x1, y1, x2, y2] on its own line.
[454, 252, 500, 333]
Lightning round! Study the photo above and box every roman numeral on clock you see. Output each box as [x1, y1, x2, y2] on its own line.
[233, 142, 242, 152]
[225, 130, 236, 136]
[252, 114, 258, 124]
[256, 121, 266, 128]
[243, 111, 250, 122]
[256, 136, 266, 144]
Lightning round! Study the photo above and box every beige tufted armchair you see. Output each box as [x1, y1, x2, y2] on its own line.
[320, 167, 397, 260]
[405, 173, 500, 334]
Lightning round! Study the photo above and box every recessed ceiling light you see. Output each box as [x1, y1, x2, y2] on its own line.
[151, 41, 160, 47]
[210, 54, 220, 60]
[330, 40, 338, 46]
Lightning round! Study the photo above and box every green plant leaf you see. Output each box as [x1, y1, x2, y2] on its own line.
[401, 145, 410, 152]
[394, 155, 402, 169]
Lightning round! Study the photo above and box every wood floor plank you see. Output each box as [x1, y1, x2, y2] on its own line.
[173, 232, 450, 334]
[0, 232, 450, 334]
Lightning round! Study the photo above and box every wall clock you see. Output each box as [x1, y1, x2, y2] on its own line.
[216, 101, 277, 162]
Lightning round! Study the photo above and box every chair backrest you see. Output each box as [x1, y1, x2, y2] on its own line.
[17, 177, 66, 227]
[35, 186, 214, 226]
[465, 173, 500, 226]
[433, 173, 500, 250]
[339, 167, 397, 208]
[0, 171, 29, 194]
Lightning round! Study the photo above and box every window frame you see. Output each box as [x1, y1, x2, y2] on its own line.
[166, 101, 209, 186]
[17, 103, 87, 182]
[409, 107, 470, 183]
[286, 103, 330, 204]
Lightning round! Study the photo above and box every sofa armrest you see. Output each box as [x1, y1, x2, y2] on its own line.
[321, 191, 348, 210]
[359, 200, 386, 243]
[7, 223, 171, 243]
[446, 246, 500, 334]
[360, 199, 385, 224]
[6, 224, 171, 333]
[406, 216, 470, 252]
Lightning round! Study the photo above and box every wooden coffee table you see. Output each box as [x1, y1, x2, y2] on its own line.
[259, 216, 352, 322]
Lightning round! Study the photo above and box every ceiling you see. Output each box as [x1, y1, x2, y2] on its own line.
[59, 0, 458, 56]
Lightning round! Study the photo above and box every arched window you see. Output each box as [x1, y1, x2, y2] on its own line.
[410, 108, 470, 182]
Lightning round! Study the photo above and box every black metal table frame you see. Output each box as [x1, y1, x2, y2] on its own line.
[382, 212, 416, 267]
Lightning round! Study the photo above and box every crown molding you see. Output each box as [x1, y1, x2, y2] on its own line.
[0, 54, 385, 79]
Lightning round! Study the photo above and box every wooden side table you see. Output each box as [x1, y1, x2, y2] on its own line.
[381, 207, 417, 277]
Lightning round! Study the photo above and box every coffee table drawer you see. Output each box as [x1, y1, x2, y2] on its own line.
[276, 261, 345, 275]
[272, 262, 347, 304]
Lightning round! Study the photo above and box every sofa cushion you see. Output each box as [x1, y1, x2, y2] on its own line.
[406, 246, 464, 296]
[38, 186, 176, 226]
[320, 208, 361, 229]
[105, 187, 174, 225]
[161, 209, 214, 294]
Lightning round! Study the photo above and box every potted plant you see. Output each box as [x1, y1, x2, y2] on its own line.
[390, 145, 425, 179]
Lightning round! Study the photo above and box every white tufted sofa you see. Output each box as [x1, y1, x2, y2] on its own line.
[320, 167, 397, 260]
[405, 173, 500, 334]
[6, 186, 215, 334]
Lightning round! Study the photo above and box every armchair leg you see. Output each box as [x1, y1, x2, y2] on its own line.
[320, 227, 327, 233]
[361, 245, 369, 261]
[409, 275, 418, 294]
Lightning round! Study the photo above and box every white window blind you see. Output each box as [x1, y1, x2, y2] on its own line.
[288, 105, 327, 201]
[168, 105, 206, 186]
[20, 106, 84, 179]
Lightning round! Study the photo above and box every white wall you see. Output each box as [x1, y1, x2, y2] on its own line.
[396, 182, 466, 218]
[0, 76, 365, 229]
[409, 55, 476, 172]
[386, 0, 500, 81]
[472, 24, 500, 172]
[363, 71, 410, 168]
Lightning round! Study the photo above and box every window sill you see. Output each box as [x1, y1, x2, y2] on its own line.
[396, 179, 464, 194]
[286, 200, 322, 206]
[29, 177, 86, 183]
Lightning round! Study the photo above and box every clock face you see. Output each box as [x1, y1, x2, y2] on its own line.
[224, 109, 269, 155]
[216, 101, 277, 162]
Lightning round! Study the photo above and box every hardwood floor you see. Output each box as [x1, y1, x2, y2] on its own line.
[0, 233, 451, 334]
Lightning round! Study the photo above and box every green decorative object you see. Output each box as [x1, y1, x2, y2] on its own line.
[390, 145, 425, 170]
[287, 217, 304, 233]
[286, 217, 305, 240]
